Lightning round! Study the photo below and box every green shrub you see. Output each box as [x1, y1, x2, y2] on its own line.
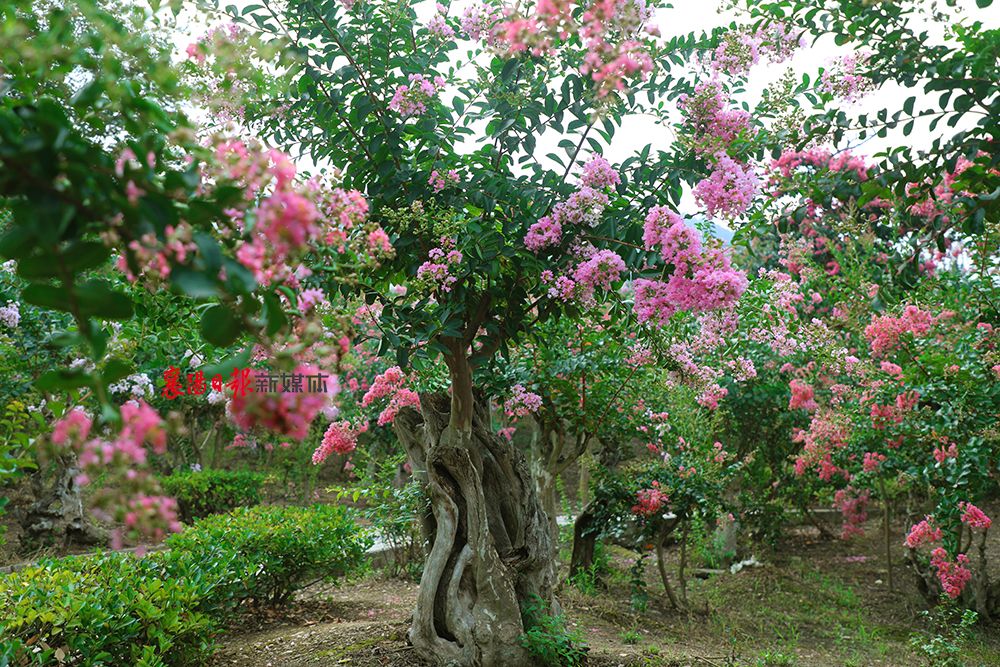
[164, 504, 371, 604]
[0, 553, 217, 667]
[519, 595, 589, 667]
[0, 505, 371, 665]
[159, 469, 265, 522]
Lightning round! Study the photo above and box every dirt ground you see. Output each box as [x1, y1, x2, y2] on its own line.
[207, 518, 1000, 667]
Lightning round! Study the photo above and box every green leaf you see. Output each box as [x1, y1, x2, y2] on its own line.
[199, 346, 253, 382]
[200, 305, 242, 347]
[76, 280, 134, 320]
[36, 369, 93, 393]
[22, 284, 72, 312]
[102, 358, 135, 385]
[0, 226, 36, 259]
[262, 292, 287, 336]
[171, 269, 221, 298]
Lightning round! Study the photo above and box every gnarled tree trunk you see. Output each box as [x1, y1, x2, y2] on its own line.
[19, 456, 106, 548]
[393, 347, 556, 667]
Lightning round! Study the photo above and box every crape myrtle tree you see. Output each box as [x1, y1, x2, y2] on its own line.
[191, 0, 793, 663]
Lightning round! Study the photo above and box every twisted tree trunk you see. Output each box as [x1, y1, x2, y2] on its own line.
[393, 348, 556, 667]
[19, 457, 106, 548]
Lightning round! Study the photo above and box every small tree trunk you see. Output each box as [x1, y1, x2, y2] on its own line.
[534, 467, 559, 546]
[655, 541, 682, 610]
[577, 459, 591, 507]
[970, 529, 995, 620]
[678, 521, 689, 604]
[881, 487, 893, 593]
[569, 503, 597, 578]
[393, 349, 556, 667]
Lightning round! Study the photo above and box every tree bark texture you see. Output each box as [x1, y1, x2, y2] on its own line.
[19, 458, 106, 548]
[393, 389, 556, 666]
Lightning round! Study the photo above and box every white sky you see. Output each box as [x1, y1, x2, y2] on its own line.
[162, 0, 1000, 218]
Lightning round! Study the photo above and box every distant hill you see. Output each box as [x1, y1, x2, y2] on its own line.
[710, 223, 734, 245]
[687, 214, 734, 245]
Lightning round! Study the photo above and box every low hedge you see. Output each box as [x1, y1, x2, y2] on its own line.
[0, 504, 370, 666]
[164, 504, 371, 604]
[0, 553, 217, 667]
[159, 469, 266, 522]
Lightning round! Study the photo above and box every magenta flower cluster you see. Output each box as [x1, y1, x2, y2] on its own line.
[417, 238, 464, 292]
[361, 366, 422, 426]
[504, 384, 543, 418]
[524, 156, 618, 252]
[633, 207, 747, 326]
[389, 73, 446, 117]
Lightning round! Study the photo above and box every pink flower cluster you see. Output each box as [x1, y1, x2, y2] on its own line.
[792, 411, 850, 481]
[389, 73, 446, 116]
[504, 384, 543, 418]
[633, 207, 747, 326]
[212, 142, 371, 288]
[677, 80, 754, 158]
[362, 366, 421, 426]
[500, 0, 657, 98]
[864, 306, 937, 356]
[117, 223, 198, 284]
[581, 155, 621, 189]
[525, 216, 563, 251]
[460, 4, 503, 45]
[710, 22, 802, 76]
[228, 364, 335, 440]
[320, 187, 370, 248]
[427, 4, 455, 39]
[833, 487, 869, 539]
[49, 403, 180, 545]
[631, 481, 668, 517]
[571, 249, 627, 305]
[694, 153, 759, 218]
[904, 517, 943, 548]
[524, 156, 618, 252]
[770, 148, 869, 183]
[429, 169, 460, 192]
[582, 38, 653, 99]
[930, 548, 972, 599]
[821, 52, 873, 102]
[257, 188, 319, 250]
[711, 31, 761, 77]
[861, 451, 886, 472]
[297, 288, 327, 313]
[905, 156, 979, 221]
[416, 238, 463, 292]
[579, 0, 656, 98]
[933, 441, 958, 463]
[788, 379, 818, 411]
[185, 22, 242, 64]
[119, 495, 181, 546]
[959, 502, 992, 530]
[366, 228, 393, 258]
[313, 420, 362, 464]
